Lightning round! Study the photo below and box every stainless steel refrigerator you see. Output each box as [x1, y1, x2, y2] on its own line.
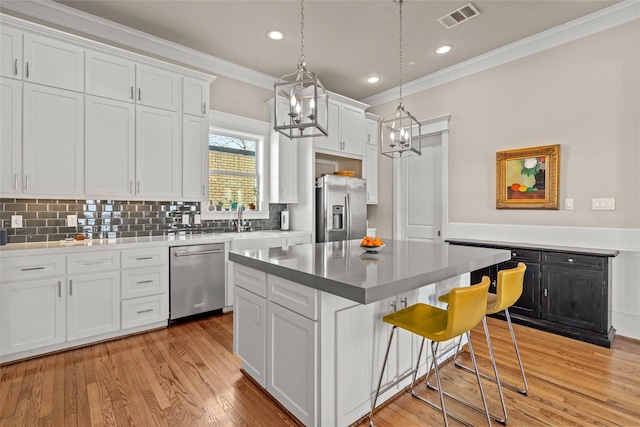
[316, 174, 367, 243]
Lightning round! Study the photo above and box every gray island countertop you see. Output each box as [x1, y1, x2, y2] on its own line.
[229, 239, 510, 304]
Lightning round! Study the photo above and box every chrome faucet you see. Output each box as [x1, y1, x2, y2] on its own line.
[236, 205, 243, 232]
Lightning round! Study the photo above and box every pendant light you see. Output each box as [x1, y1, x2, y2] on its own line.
[274, 0, 328, 139]
[380, 0, 421, 158]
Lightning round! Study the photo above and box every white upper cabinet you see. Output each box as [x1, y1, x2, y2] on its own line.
[0, 78, 22, 195]
[1, 26, 22, 79]
[23, 33, 84, 92]
[136, 105, 181, 198]
[270, 98, 299, 204]
[183, 77, 209, 117]
[85, 50, 136, 102]
[182, 115, 208, 199]
[22, 83, 84, 196]
[315, 97, 367, 158]
[365, 117, 379, 204]
[85, 95, 136, 197]
[136, 64, 181, 112]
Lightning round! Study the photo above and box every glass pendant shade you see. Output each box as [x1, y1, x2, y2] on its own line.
[380, 103, 421, 158]
[274, 62, 328, 139]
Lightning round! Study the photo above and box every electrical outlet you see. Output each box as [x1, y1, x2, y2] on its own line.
[11, 215, 22, 228]
[67, 214, 78, 227]
[194, 214, 201, 225]
[181, 214, 190, 224]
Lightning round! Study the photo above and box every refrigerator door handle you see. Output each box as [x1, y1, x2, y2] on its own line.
[345, 193, 351, 239]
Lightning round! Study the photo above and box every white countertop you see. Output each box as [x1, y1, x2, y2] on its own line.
[0, 230, 311, 257]
[229, 239, 511, 304]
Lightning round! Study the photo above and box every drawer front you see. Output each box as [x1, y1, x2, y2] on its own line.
[507, 248, 541, 263]
[234, 263, 267, 298]
[268, 274, 317, 320]
[121, 247, 168, 269]
[121, 266, 168, 299]
[67, 251, 120, 274]
[283, 235, 312, 247]
[122, 294, 168, 330]
[543, 252, 605, 270]
[1, 255, 66, 282]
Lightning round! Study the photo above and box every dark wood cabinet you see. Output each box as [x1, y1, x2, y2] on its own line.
[449, 239, 618, 347]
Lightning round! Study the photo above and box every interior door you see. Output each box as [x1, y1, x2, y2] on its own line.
[394, 133, 443, 243]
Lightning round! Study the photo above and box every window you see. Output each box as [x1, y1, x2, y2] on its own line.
[201, 110, 270, 220]
[208, 132, 259, 211]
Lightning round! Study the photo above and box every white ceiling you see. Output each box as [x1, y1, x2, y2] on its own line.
[51, 0, 621, 101]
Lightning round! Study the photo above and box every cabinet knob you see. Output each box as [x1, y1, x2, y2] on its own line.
[512, 252, 517, 257]
[568, 258, 574, 263]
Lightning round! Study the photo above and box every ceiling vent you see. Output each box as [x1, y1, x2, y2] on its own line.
[438, 3, 480, 29]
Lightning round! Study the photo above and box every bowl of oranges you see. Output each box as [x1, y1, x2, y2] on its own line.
[359, 236, 385, 252]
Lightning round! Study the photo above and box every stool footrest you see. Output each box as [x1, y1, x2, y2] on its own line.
[411, 389, 475, 427]
[454, 359, 528, 395]
[424, 380, 507, 424]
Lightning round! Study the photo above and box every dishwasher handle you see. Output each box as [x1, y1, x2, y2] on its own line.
[173, 249, 223, 257]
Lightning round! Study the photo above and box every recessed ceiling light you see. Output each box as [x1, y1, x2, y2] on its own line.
[267, 30, 285, 41]
[435, 45, 453, 55]
[366, 76, 380, 84]
[408, 61, 416, 66]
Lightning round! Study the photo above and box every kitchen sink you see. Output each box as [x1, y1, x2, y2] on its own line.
[229, 232, 282, 251]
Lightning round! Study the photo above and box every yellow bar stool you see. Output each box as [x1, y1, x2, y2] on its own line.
[369, 277, 492, 427]
[437, 263, 529, 424]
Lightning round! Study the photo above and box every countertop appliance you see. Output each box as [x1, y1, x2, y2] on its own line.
[316, 174, 367, 243]
[169, 243, 225, 321]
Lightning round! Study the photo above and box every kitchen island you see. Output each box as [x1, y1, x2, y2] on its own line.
[230, 239, 510, 426]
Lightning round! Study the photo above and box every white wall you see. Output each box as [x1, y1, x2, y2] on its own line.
[369, 21, 640, 339]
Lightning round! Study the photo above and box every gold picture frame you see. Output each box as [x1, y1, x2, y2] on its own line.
[496, 144, 560, 209]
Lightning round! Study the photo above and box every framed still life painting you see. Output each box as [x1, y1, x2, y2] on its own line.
[496, 144, 560, 209]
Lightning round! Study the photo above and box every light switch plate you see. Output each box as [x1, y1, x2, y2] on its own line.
[11, 215, 22, 228]
[592, 198, 615, 210]
[564, 199, 574, 210]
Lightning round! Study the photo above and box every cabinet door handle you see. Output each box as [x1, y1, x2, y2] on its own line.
[390, 300, 397, 312]
[138, 88, 141, 101]
[544, 288, 548, 297]
[568, 258, 574, 263]
[25, 62, 29, 78]
[130, 86, 134, 100]
[129, 181, 133, 193]
[21, 266, 45, 271]
[137, 181, 141, 193]
[203, 102, 206, 115]
[14, 59, 18, 76]
[81, 259, 106, 266]
[58, 281, 61, 298]
[136, 256, 153, 260]
[136, 280, 153, 285]
[202, 185, 205, 196]
[137, 309, 154, 314]
[400, 297, 407, 309]
[69, 280, 73, 296]
[25, 174, 29, 191]
[14, 174, 18, 190]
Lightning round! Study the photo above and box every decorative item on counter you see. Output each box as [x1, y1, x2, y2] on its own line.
[281, 210, 290, 230]
[217, 200, 224, 211]
[360, 236, 385, 252]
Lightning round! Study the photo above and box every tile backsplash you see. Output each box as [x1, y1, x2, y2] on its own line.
[0, 198, 287, 244]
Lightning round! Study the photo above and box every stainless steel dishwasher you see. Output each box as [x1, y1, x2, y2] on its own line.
[169, 243, 225, 321]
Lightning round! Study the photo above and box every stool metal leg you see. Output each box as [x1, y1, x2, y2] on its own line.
[369, 326, 397, 427]
[453, 310, 528, 395]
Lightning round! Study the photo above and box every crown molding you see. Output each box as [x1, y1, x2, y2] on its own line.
[0, 0, 277, 91]
[362, 0, 640, 107]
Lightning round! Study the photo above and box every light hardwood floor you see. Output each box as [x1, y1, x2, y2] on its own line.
[1, 313, 639, 426]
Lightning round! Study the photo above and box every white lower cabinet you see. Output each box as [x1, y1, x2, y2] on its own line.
[0, 277, 66, 355]
[120, 246, 169, 330]
[67, 271, 121, 341]
[267, 300, 317, 426]
[234, 286, 267, 387]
